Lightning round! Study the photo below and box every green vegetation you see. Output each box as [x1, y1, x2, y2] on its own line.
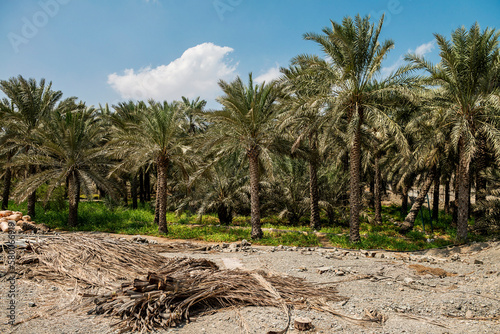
[7, 200, 488, 250]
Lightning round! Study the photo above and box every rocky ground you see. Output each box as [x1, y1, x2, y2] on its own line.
[1, 234, 499, 334]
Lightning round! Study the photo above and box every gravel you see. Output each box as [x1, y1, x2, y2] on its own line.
[1, 236, 499, 334]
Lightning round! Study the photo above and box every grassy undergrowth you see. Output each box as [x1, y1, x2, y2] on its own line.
[7, 201, 485, 250]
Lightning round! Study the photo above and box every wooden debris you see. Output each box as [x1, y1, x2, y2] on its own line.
[86, 258, 344, 332]
[409, 264, 456, 278]
[363, 309, 387, 323]
[13, 234, 354, 333]
[17, 234, 167, 286]
[0, 210, 48, 233]
[294, 317, 312, 331]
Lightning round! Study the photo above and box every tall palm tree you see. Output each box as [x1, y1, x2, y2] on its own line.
[301, 14, 414, 242]
[405, 23, 500, 241]
[203, 74, 282, 239]
[0, 76, 64, 217]
[278, 60, 330, 230]
[109, 100, 190, 234]
[12, 105, 115, 226]
[0, 100, 17, 210]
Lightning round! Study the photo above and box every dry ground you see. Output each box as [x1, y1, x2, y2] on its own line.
[0, 233, 499, 334]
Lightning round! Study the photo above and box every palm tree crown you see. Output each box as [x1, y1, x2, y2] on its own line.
[203, 73, 282, 239]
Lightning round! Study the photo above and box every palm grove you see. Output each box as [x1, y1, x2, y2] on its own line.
[1, 15, 499, 243]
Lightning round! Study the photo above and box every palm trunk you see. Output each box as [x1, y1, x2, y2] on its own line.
[67, 172, 80, 227]
[349, 114, 362, 242]
[154, 194, 159, 225]
[2, 166, 12, 210]
[122, 179, 128, 206]
[432, 169, 440, 221]
[217, 204, 232, 225]
[248, 147, 262, 239]
[309, 160, 320, 230]
[399, 168, 436, 234]
[401, 184, 409, 216]
[131, 174, 138, 209]
[374, 154, 382, 224]
[444, 179, 450, 215]
[27, 166, 36, 217]
[475, 133, 487, 204]
[156, 156, 168, 234]
[145, 171, 151, 202]
[139, 169, 145, 204]
[369, 180, 374, 208]
[309, 136, 320, 230]
[456, 139, 470, 242]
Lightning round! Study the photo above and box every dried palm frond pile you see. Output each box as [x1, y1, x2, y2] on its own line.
[22, 233, 166, 286]
[16, 234, 367, 333]
[86, 257, 346, 333]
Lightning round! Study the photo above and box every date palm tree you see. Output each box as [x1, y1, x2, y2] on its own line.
[278, 60, 330, 230]
[405, 23, 500, 241]
[186, 154, 249, 225]
[180, 96, 207, 134]
[12, 105, 116, 226]
[0, 76, 63, 217]
[109, 100, 191, 234]
[202, 74, 282, 239]
[301, 14, 415, 242]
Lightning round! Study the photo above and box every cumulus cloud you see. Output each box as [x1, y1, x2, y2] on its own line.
[255, 65, 282, 84]
[380, 41, 435, 77]
[107, 43, 237, 102]
[413, 41, 435, 57]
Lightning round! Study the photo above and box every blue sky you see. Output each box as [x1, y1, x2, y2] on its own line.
[1, 0, 499, 108]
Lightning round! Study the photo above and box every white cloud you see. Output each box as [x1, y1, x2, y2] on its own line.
[255, 65, 281, 84]
[380, 41, 435, 78]
[107, 43, 237, 103]
[380, 57, 404, 78]
[413, 41, 435, 57]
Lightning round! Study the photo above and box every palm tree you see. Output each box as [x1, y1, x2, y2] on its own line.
[203, 74, 282, 239]
[263, 156, 310, 224]
[12, 105, 116, 226]
[405, 23, 500, 241]
[186, 154, 249, 225]
[278, 60, 330, 229]
[109, 100, 190, 234]
[0, 76, 64, 217]
[0, 100, 17, 210]
[301, 14, 414, 242]
[474, 167, 500, 234]
[180, 96, 207, 134]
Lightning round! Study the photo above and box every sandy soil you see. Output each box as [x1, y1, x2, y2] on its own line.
[1, 234, 499, 334]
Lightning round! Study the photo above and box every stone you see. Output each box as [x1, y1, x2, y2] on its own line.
[131, 235, 148, 243]
[28, 302, 36, 307]
[316, 266, 333, 274]
[403, 277, 414, 284]
[465, 310, 474, 319]
[229, 242, 240, 249]
[474, 259, 483, 265]
[240, 239, 251, 247]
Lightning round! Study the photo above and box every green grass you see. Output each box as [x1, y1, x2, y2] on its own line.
[6, 200, 487, 251]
